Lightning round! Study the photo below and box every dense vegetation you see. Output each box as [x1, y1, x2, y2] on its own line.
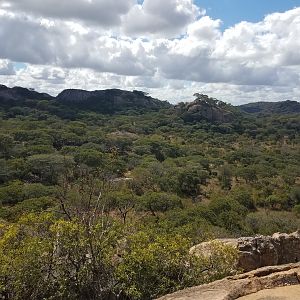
[0, 87, 299, 299]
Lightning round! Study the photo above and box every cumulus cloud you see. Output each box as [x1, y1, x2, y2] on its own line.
[0, 59, 15, 75]
[187, 16, 221, 41]
[0, 10, 153, 76]
[0, 2, 300, 104]
[123, 0, 203, 37]
[0, 0, 134, 27]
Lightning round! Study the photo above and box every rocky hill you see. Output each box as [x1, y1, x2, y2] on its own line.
[1, 84, 299, 119]
[176, 94, 238, 123]
[238, 100, 300, 115]
[56, 88, 171, 114]
[0, 85, 171, 114]
[0, 84, 53, 104]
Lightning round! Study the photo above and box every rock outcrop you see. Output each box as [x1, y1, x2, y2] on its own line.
[56, 88, 171, 113]
[191, 231, 300, 272]
[157, 263, 300, 300]
[176, 94, 236, 123]
[0, 85, 171, 114]
[0, 84, 53, 103]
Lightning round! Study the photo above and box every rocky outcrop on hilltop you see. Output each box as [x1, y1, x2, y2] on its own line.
[56, 88, 171, 113]
[176, 94, 236, 123]
[0, 84, 53, 103]
[0, 85, 171, 114]
[191, 231, 300, 272]
[157, 263, 300, 300]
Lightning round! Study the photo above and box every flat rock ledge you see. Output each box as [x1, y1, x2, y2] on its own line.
[157, 263, 300, 300]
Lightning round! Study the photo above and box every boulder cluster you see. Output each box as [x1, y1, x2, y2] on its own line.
[191, 231, 300, 272]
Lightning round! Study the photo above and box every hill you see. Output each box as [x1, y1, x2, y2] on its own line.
[176, 94, 239, 123]
[0, 84, 299, 299]
[238, 100, 300, 115]
[0, 85, 171, 114]
[0, 84, 53, 105]
[1, 84, 299, 119]
[56, 88, 171, 113]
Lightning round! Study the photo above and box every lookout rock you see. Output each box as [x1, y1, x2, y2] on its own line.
[157, 263, 300, 300]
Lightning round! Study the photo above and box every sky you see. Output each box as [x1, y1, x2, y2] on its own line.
[0, 0, 300, 105]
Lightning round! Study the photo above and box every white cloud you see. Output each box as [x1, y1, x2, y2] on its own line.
[123, 0, 203, 38]
[0, 10, 153, 76]
[187, 16, 221, 41]
[0, 59, 15, 75]
[0, 0, 134, 27]
[0, 3, 300, 104]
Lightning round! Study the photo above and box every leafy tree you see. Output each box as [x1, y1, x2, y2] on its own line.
[0, 213, 121, 300]
[0, 134, 14, 158]
[74, 149, 104, 168]
[26, 154, 74, 184]
[178, 168, 209, 197]
[105, 190, 138, 223]
[139, 192, 183, 216]
[116, 231, 238, 300]
[218, 165, 233, 190]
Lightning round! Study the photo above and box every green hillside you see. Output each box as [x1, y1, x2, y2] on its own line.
[0, 86, 299, 299]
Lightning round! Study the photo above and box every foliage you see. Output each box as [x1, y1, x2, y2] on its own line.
[0, 91, 299, 298]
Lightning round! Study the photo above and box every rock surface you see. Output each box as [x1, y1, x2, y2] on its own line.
[191, 231, 300, 272]
[176, 94, 236, 123]
[0, 85, 170, 114]
[0, 84, 53, 103]
[157, 263, 300, 300]
[238, 285, 300, 300]
[56, 88, 171, 113]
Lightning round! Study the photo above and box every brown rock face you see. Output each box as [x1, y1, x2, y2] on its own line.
[157, 263, 300, 300]
[191, 231, 300, 272]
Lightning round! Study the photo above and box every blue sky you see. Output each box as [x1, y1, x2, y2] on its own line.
[195, 0, 300, 29]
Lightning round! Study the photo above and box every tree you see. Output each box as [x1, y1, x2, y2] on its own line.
[178, 168, 209, 197]
[117, 231, 238, 300]
[0, 213, 121, 300]
[74, 149, 104, 168]
[105, 190, 137, 223]
[236, 166, 258, 183]
[0, 134, 14, 159]
[26, 154, 74, 184]
[139, 192, 183, 216]
[218, 165, 232, 190]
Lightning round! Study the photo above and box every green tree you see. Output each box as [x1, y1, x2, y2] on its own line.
[0, 134, 14, 158]
[26, 154, 74, 184]
[139, 192, 183, 216]
[105, 190, 138, 223]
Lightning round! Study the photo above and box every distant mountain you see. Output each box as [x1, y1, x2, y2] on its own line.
[0, 84, 53, 105]
[1, 84, 299, 118]
[0, 85, 171, 114]
[238, 100, 300, 115]
[56, 88, 171, 113]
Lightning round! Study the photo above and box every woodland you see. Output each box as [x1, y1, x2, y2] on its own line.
[0, 87, 299, 299]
